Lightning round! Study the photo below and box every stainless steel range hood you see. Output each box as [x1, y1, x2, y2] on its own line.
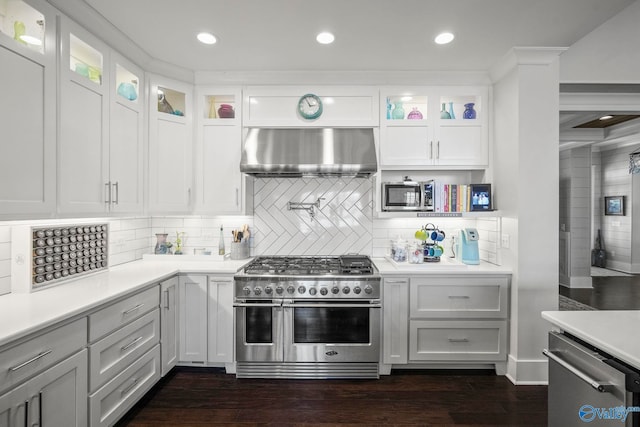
[240, 128, 377, 177]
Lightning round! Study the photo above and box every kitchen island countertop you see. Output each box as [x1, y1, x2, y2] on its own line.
[542, 310, 640, 371]
[0, 257, 251, 347]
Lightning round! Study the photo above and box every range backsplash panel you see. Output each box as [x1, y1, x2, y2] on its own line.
[253, 177, 373, 256]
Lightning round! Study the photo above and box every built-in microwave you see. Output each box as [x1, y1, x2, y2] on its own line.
[382, 179, 434, 211]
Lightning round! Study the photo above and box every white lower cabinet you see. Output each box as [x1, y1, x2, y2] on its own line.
[382, 278, 409, 365]
[382, 274, 510, 371]
[87, 285, 162, 426]
[0, 349, 88, 427]
[160, 276, 179, 376]
[179, 274, 234, 366]
[89, 345, 161, 427]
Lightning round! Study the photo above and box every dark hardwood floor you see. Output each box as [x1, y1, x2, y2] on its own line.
[116, 368, 547, 426]
[560, 272, 640, 310]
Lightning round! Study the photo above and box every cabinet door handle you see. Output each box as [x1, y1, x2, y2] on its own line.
[24, 400, 29, 427]
[236, 188, 239, 207]
[448, 295, 470, 299]
[429, 141, 433, 159]
[164, 289, 170, 309]
[121, 377, 139, 395]
[448, 338, 469, 343]
[121, 336, 143, 352]
[38, 391, 43, 427]
[9, 349, 52, 372]
[112, 182, 119, 205]
[437, 141, 440, 159]
[122, 303, 144, 316]
[105, 182, 111, 205]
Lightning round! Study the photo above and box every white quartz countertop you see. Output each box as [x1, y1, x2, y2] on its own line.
[542, 310, 640, 370]
[372, 257, 512, 275]
[0, 257, 251, 347]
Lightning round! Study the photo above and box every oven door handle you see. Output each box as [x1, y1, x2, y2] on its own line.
[282, 302, 382, 309]
[233, 302, 282, 308]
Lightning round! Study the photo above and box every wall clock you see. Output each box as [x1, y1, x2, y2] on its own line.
[298, 94, 323, 120]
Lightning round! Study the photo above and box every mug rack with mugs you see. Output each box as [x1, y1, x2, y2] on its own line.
[415, 223, 445, 263]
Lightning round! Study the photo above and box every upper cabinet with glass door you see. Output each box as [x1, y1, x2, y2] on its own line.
[380, 86, 489, 169]
[202, 91, 239, 125]
[0, 0, 57, 217]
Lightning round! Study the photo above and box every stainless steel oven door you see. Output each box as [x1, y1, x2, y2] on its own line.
[282, 301, 381, 363]
[234, 301, 283, 362]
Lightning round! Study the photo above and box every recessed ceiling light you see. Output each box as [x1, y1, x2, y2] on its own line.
[434, 32, 455, 45]
[599, 115, 614, 120]
[316, 32, 335, 44]
[197, 32, 217, 45]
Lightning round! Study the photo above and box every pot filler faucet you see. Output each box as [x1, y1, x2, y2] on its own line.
[287, 197, 324, 221]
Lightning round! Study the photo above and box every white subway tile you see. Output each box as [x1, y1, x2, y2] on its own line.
[0, 242, 10, 260]
[0, 226, 11, 243]
[0, 277, 10, 296]
[0, 259, 10, 277]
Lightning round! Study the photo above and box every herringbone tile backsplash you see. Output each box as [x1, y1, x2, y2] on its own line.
[253, 178, 373, 256]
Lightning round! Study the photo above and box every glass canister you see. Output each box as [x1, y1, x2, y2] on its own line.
[409, 242, 424, 264]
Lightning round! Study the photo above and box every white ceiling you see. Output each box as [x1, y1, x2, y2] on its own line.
[52, 0, 635, 73]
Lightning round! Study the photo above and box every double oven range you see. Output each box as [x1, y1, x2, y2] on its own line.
[233, 255, 381, 379]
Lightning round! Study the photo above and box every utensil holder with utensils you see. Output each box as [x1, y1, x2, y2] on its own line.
[230, 241, 250, 260]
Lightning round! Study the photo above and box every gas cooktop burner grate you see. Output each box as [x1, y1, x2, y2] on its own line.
[242, 255, 374, 276]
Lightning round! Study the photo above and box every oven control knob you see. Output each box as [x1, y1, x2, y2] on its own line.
[275, 286, 284, 295]
[309, 288, 317, 296]
[297, 285, 306, 294]
[320, 287, 328, 296]
[364, 285, 373, 295]
[353, 286, 362, 294]
[331, 286, 340, 295]
[287, 285, 296, 294]
[264, 286, 273, 295]
[243, 286, 251, 296]
[342, 286, 351, 294]
[253, 287, 262, 295]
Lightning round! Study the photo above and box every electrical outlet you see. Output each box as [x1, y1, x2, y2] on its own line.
[501, 233, 510, 249]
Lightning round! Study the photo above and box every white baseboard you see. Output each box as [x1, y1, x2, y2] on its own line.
[505, 354, 548, 385]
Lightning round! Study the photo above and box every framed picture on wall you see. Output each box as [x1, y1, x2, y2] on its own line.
[604, 196, 625, 216]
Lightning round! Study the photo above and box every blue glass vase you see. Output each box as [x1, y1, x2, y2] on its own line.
[392, 102, 405, 120]
[440, 103, 451, 119]
[463, 103, 477, 119]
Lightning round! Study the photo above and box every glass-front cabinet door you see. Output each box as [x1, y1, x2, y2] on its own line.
[379, 86, 488, 169]
[0, 0, 56, 216]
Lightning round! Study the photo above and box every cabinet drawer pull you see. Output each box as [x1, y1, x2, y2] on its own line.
[9, 349, 52, 372]
[121, 336, 143, 352]
[385, 280, 407, 284]
[448, 338, 469, 343]
[448, 295, 470, 299]
[121, 377, 139, 395]
[122, 303, 144, 316]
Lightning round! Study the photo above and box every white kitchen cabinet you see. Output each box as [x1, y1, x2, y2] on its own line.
[0, 0, 57, 217]
[178, 274, 234, 367]
[0, 349, 88, 427]
[207, 276, 234, 364]
[243, 86, 379, 127]
[58, 18, 144, 214]
[148, 75, 193, 213]
[160, 276, 179, 376]
[379, 86, 488, 169]
[407, 275, 509, 365]
[195, 87, 246, 214]
[178, 274, 208, 363]
[382, 278, 409, 365]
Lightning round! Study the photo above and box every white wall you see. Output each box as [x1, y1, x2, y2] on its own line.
[492, 48, 562, 384]
[560, 0, 640, 83]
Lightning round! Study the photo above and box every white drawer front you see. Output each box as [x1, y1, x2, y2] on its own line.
[89, 309, 160, 392]
[409, 320, 507, 361]
[410, 277, 508, 318]
[89, 286, 159, 342]
[0, 318, 87, 394]
[89, 345, 161, 427]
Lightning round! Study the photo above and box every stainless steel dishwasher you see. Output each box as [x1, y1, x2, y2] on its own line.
[544, 331, 640, 426]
